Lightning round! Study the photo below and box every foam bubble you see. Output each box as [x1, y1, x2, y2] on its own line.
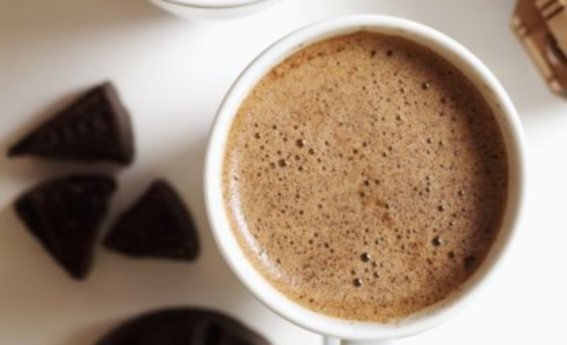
[361, 253, 371, 262]
[431, 237, 442, 247]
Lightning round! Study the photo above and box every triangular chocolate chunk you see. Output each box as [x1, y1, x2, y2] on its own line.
[8, 82, 134, 165]
[14, 175, 116, 279]
[95, 308, 270, 345]
[103, 180, 200, 261]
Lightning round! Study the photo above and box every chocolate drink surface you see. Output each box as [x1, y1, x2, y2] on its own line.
[223, 32, 508, 322]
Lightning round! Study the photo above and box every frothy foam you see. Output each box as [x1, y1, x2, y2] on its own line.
[223, 32, 508, 322]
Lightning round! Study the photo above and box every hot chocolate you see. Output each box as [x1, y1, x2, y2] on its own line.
[222, 31, 508, 322]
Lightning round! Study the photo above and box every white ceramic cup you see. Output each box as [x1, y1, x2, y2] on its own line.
[149, 0, 280, 19]
[204, 15, 526, 345]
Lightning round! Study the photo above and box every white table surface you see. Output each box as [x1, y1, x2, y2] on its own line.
[0, 0, 565, 344]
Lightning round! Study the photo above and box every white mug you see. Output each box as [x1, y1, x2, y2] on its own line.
[204, 15, 526, 345]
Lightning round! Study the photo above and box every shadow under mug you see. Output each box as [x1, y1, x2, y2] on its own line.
[205, 15, 526, 345]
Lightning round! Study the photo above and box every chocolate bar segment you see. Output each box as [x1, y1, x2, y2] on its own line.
[96, 308, 270, 345]
[8, 82, 135, 164]
[103, 180, 200, 261]
[512, 0, 567, 97]
[14, 175, 116, 279]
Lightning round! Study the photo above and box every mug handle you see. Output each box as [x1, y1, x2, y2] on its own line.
[324, 337, 395, 345]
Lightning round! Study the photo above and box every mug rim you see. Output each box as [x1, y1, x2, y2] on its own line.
[204, 14, 526, 340]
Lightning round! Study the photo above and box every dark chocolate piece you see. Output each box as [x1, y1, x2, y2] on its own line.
[103, 180, 199, 261]
[96, 308, 270, 345]
[8, 82, 135, 164]
[14, 175, 116, 279]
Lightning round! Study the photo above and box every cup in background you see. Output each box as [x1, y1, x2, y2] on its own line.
[149, 0, 281, 19]
[205, 15, 526, 344]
